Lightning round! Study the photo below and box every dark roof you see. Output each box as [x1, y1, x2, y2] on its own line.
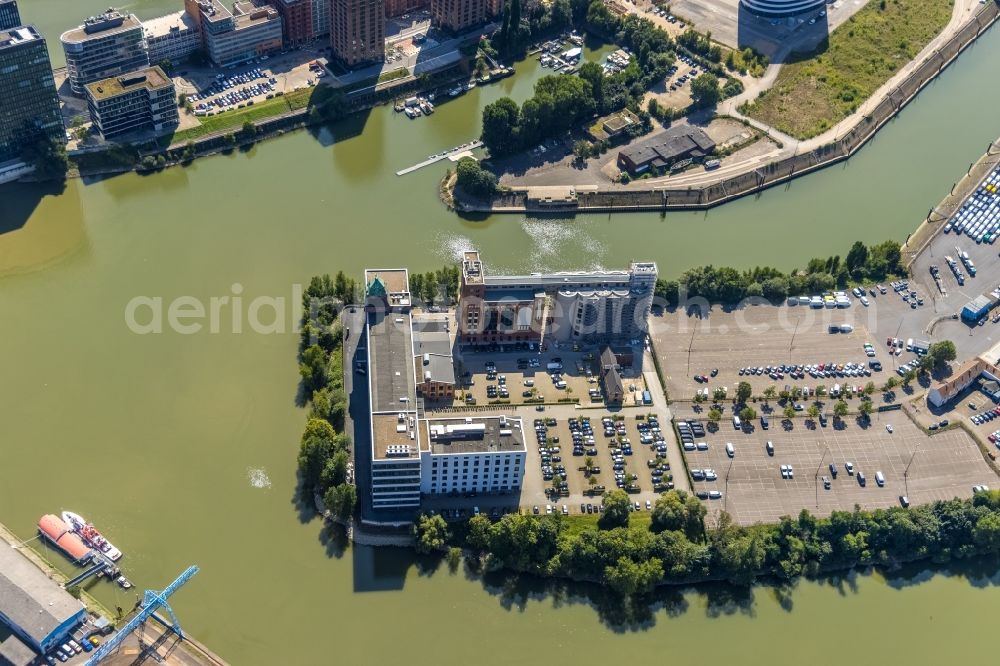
[0, 546, 85, 650]
[618, 126, 717, 167]
[0, 634, 35, 666]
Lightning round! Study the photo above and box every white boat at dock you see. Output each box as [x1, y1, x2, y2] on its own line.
[62, 511, 123, 561]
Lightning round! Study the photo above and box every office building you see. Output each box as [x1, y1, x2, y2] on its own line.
[143, 11, 200, 64]
[430, 0, 485, 32]
[267, 0, 313, 44]
[421, 415, 525, 496]
[185, 0, 283, 67]
[385, 0, 428, 19]
[0, 26, 63, 163]
[311, 0, 330, 36]
[740, 0, 824, 17]
[329, 0, 384, 67]
[0, 544, 86, 657]
[85, 66, 179, 139]
[0, 0, 20, 31]
[458, 250, 657, 347]
[362, 268, 525, 511]
[61, 8, 149, 95]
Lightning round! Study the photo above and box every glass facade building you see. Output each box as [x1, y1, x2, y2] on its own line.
[0, 25, 63, 162]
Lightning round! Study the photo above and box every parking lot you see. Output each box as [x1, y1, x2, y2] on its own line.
[187, 65, 283, 117]
[650, 302, 909, 403]
[683, 414, 994, 525]
[454, 348, 649, 409]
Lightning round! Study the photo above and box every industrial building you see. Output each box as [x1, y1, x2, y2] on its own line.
[430, 0, 486, 32]
[85, 66, 179, 139]
[617, 126, 716, 176]
[961, 293, 997, 323]
[329, 0, 384, 66]
[143, 11, 201, 64]
[0, 0, 19, 31]
[362, 268, 526, 512]
[457, 250, 657, 347]
[185, 0, 284, 67]
[0, 545, 86, 659]
[60, 8, 150, 95]
[0, 25, 63, 163]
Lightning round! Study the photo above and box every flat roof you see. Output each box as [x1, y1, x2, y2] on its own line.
[372, 412, 419, 459]
[189, 0, 234, 23]
[483, 270, 632, 289]
[0, 25, 41, 50]
[85, 66, 172, 101]
[368, 310, 415, 413]
[61, 12, 142, 44]
[422, 415, 526, 455]
[412, 317, 455, 386]
[0, 634, 34, 666]
[365, 268, 409, 295]
[0, 545, 85, 648]
[142, 10, 197, 37]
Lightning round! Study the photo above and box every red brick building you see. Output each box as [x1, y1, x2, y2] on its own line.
[385, 0, 428, 18]
[430, 0, 485, 32]
[268, 0, 313, 44]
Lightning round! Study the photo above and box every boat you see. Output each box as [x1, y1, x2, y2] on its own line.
[448, 86, 462, 97]
[38, 514, 92, 563]
[419, 100, 434, 115]
[62, 511, 123, 561]
[116, 575, 132, 589]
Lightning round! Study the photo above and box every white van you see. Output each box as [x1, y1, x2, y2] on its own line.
[875, 471, 885, 487]
[725, 442, 735, 457]
[733, 415, 742, 430]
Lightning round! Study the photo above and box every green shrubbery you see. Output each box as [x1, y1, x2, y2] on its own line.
[421, 488, 1000, 597]
[654, 239, 905, 305]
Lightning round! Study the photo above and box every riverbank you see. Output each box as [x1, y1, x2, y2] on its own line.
[457, 0, 1000, 215]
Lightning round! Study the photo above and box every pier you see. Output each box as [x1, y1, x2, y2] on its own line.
[396, 140, 483, 176]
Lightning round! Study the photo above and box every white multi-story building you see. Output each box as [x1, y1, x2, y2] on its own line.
[421, 416, 525, 496]
[362, 268, 526, 513]
[61, 8, 150, 95]
[143, 11, 200, 64]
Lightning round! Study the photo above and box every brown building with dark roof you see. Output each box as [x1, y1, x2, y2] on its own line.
[431, 0, 485, 32]
[599, 346, 625, 404]
[330, 0, 384, 66]
[267, 0, 313, 43]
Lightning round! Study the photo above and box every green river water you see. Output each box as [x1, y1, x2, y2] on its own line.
[2, 1, 1000, 663]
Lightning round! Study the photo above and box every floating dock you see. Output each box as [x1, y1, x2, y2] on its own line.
[396, 141, 484, 176]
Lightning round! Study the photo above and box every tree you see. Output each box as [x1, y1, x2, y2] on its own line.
[320, 449, 349, 488]
[299, 343, 329, 394]
[455, 157, 499, 198]
[763, 386, 777, 403]
[739, 406, 757, 422]
[834, 400, 849, 418]
[481, 97, 520, 156]
[240, 119, 258, 140]
[22, 137, 69, 180]
[924, 340, 957, 372]
[605, 556, 663, 596]
[858, 400, 873, 419]
[323, 483, 356, 520]
[736, 381, 752, 404]
[974, 512, 1000, 552]
[584, 456, 594, 470]
[845, 241, 869, 277]
[413, 514, 449, 554]
[784, 404, 796, 419]
[298, 418, 338, 490]
[599, 490, 631, 529]
[707, 408, 722, 423]
[883, 376, 899, 392]
[864, 381, 876, 396]
[689, 72, 721, 108]
[651, 490, 688, 533]
[577, 61, 606, 111]
[807, 404, 820, 418]
[466, 514, 493, 550]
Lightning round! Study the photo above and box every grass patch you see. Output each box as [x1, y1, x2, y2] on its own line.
[378, 67, 409, 83]
[744, 0, 953, 139]
[560, 510, 652, 538]
[171, 88, 315, 143]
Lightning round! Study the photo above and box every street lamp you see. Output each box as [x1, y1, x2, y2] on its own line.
[904, 446, 920, 499]
[815, 445, 830, 509]
[724, 457, 734, 513]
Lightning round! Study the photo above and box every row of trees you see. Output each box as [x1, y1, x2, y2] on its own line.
[415, 488, 1000, 596]
[654, 240, 906, 305]
[296, 274, 357, 520]
[455, 157, 500, 198]
[407, 265, 461, 306]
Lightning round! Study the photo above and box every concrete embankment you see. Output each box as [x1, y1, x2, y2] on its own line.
[458, 0, 1000, 215]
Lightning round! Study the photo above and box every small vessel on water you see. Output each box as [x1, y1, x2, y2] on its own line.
[448, 86, 462, 97]
[62, 511, 123, 561]
[420, 99, 434, 115]
[38, 514, 91, 563]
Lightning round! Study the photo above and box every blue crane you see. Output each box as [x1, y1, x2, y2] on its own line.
[85, 565, 199, 666]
